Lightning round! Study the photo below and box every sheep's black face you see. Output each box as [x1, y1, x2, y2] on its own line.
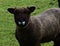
[8, 6, 35, 27]
[13, 8, 30, 27]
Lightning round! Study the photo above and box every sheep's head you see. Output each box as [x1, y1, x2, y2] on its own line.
[8, 6, 35, 27]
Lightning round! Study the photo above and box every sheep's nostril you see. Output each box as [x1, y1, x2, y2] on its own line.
[18, 22, 21, 25]
[22, 21, 25, 25]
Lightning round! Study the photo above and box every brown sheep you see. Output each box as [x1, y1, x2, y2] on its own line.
[8, 6, 60, 46]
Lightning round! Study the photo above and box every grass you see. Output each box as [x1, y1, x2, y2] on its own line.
[0, 0, 58, 46]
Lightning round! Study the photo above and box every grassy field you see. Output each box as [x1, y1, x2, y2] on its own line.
[0, 0, 58, 46]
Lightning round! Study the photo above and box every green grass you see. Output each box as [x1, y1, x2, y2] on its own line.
[0, 0, 58, 46]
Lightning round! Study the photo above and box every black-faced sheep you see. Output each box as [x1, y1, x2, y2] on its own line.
[8, 6, 60, 46]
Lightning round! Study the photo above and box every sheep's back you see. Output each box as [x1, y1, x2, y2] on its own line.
[31, 8, 60, 42]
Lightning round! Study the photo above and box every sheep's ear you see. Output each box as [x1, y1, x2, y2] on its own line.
[8, 8, 15, 14]
[27, 6, 35, 13]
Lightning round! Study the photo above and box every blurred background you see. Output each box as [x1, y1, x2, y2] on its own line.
[0, 0, 58, 46]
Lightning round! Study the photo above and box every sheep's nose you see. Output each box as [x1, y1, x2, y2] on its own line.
[18, 21, 25, 25]
[18, 18, 26, 25]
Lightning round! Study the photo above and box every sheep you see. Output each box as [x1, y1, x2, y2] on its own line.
[8, 6, 60, 46]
